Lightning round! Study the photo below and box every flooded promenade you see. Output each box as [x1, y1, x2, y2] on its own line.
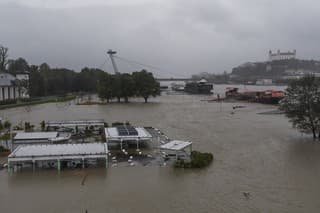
[1, 85, 320, 213]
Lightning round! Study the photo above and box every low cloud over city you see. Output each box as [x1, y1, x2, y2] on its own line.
[1, 0, 320, 77]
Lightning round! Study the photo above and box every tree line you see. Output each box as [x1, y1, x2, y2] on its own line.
[97, 70, 160, 103]
[0, 45, 160, 102]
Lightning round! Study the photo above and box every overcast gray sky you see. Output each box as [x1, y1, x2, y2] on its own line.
[1, 0, 319, 77]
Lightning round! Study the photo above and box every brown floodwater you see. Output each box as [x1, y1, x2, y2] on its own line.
[1, 87, 320, 213]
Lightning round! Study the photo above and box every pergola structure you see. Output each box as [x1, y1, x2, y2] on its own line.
[160, 140, 193, 160]
[12, 132, 59, 150]
[46, 119, 105, 130]
[8, 143, 108, 172]
[104, 126, 152, 150]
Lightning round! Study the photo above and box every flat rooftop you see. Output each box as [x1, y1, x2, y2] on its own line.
[14, 132, 58, 140]
[160, 140, 192, 151]
[105, 126, 152, 141]
[46, 119, 105, 127]
[8, 143, 108, 161]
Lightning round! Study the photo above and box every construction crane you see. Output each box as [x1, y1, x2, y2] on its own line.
[107, 49, 119, 74]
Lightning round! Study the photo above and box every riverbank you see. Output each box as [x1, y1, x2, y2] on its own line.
[0, 95, 76, 110]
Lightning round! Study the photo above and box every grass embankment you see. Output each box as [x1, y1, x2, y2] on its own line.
[0, 142, 10, 156]
[175, 151, 214, 168]
[77, 101, 105, 106]
[0, 95, 76, 110]
[0, 146, 10, 156]
[0, 133, 15, 156]
[0, 133, 16, 140]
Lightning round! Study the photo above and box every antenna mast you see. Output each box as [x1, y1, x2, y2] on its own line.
[107, 49, 119, 74]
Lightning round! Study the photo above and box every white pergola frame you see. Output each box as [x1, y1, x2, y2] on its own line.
[104, 127, 152, 150]
[160, 140, 193, 160]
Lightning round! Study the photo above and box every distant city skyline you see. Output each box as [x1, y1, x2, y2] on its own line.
[1, 0, 320, 77]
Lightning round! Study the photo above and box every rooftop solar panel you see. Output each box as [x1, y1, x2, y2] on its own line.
[116, 125, 138, 136]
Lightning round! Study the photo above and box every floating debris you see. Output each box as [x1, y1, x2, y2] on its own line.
[243, 192, 251, 199]
[81, 174, 88, 186]
[232, 105, 246, 110]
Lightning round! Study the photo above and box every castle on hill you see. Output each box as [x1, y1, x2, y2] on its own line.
[269, 50, 296, 61]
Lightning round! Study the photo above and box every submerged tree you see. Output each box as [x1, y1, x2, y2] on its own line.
[97, 73, 114, 103]
[113, 74, 123, 102]
[3, 120, 11, 130]
[97, 70, 160, 103]
[279, 75, 320, 139]
[133, 70, 160, 103]
[40, 120, 46, 131]
[120, 73, 136, 103]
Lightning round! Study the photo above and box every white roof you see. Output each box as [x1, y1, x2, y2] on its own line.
[9, 143, 108, 159]
[104, 127, 152, 141]
[160, 140, 192, 151]
[14, 132, 58, 140]
[198, 79, 207, 83]
[0, 72, 16, 86]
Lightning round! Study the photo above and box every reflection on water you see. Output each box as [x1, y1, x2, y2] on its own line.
[0, 85, 319, 213]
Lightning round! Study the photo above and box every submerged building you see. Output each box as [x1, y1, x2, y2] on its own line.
[184, 79, 213, 94]
[104, 125, 152, 150]
[8, 143, 108, 171]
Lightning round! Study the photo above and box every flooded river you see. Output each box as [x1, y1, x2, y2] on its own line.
[1, 85, 320, 213]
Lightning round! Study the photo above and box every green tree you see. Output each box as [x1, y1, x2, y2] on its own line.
[3, 120, 11, 129]
[132, 70, 160, 103]
[120, 73, 136, 103]
[7, 57, 29, 74]
[279, 75, 320, 139]
[0, 45, 9, 71]
[40, 120, 46, 131]
[97, 72, 114, 102]
[39, 63, 50, 72]
[24, 122, 33, 132]
[29, 65, 45, 97]
[112, 74, 123, 102]
[76, 68, 105, 92]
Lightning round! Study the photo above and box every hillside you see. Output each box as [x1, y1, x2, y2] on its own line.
[231, 59, 320, 83]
